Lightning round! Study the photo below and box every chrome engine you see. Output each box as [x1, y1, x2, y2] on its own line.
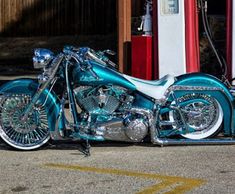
[94, 109, 149, 142]
[125, 118, 148, 141]
[74, 85, 149, 142]
[74, 85, 132, 114]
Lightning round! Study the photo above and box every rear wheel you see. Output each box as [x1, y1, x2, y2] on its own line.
[173, 94, 223, 139]
[0, 94, 50, 150]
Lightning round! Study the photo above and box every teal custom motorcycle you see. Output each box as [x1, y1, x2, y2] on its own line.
[0, 46, 235, 153]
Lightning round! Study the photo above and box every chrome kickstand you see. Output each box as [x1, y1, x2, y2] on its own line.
[80, 139, 91, 157]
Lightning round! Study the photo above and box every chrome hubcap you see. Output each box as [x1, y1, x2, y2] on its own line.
[177, 94, 219, 133]
[181, 101, 217, 131]
[0, 94, 49, 148]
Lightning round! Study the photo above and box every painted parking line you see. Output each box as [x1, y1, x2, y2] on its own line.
[44, 163, 205, 194]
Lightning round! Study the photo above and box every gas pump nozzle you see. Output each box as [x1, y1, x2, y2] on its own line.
[204, 1, 208, 12]
[138, 0, 152, 36]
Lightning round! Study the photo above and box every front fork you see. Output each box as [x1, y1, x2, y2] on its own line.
[21, 62, 79, 128]
[21, 53, 64, 122]
[21, 79, 54, 122]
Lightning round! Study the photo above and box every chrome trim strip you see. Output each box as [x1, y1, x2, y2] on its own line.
[165, 85, 225, 96]
[153, 137, 235, 146]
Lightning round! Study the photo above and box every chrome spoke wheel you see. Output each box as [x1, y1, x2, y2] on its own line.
[174, 94, 223, 139]
[181, 101, 217, 131]
[0, 94, 50, 150]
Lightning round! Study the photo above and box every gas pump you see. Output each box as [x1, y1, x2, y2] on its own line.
[153, 0, 200, 78]
[153, 0, 230, 81]
[132, 1, 153, 80]
[132, 0, 232, 83]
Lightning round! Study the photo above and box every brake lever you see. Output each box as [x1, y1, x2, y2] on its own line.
[107, 59, 117, 69]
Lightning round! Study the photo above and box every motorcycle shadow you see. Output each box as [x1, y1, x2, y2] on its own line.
[47, 140, 157, 156]
[0, 139, 155, 153]
[46, 140, 155, 150]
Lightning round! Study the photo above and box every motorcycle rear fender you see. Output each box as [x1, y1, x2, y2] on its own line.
[174, 73, 235, 136]
[0, 79, 64, 133]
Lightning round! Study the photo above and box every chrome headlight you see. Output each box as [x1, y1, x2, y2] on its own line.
[33, 49, 55, 69]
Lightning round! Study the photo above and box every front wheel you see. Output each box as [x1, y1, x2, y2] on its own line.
[0, 94, 50, 150]
[173, 94, 223, 139]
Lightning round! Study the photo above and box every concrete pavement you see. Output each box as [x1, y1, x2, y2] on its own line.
[0, 142, 234, 194]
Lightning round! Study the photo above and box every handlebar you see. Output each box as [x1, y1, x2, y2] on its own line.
[62, 46, 117, 69]
[40, 46, 117, 81]
[86, 50, 107, 66]
[91, 50, 117, 69]
[38, 46, 117, 83]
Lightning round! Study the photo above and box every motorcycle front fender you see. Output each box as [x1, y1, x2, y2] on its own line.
[0, 79, 64, 134]
[174, 73, 235, 136]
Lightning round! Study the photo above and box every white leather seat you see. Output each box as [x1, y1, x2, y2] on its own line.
[123, 74, 175, 99]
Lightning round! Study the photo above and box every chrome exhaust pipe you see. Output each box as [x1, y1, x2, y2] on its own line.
[153, 137, 235, 146]
[148, 110, 235, 146]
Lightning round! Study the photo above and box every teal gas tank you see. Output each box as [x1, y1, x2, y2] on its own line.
[72, 61, 136, 90]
